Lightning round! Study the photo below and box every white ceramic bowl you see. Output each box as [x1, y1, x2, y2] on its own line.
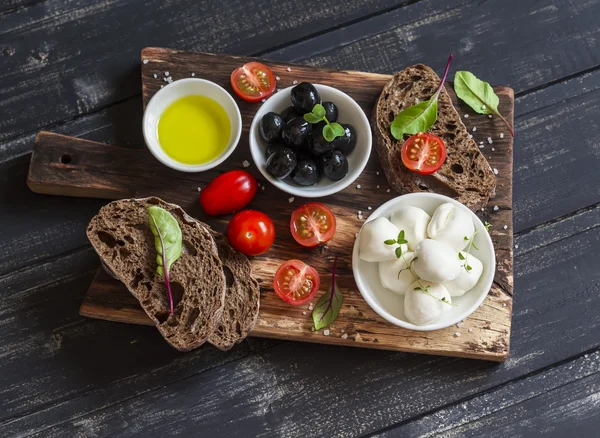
[249, 84, 372, 197]
[142, 78, 242, 172]
[352, 193, 496, 331]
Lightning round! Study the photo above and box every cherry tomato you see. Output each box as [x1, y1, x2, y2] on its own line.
[230, 62, 276, 102]
[290, 203, 336, 247]
[200, 170, 257, 216]
[273, 260, 320, 306]
[227, 210, 275, 256]
[401, 132, 447, 175]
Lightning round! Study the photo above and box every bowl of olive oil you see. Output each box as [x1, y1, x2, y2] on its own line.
[143, 78, 242, 172]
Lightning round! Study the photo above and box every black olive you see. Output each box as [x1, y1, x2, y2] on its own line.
[307, 128, 335, 156]
[322, 101, 339, 122]
[280, 106, 299, 123]
[291, 157, 320, 186]
[259, 112, 284, 144]
[282, 117, 312, 147]
[319, 149, 348, 181]
[265, 147, 297, 179]
[265, 143, 285, 159]
[290, 82, 320, 114]
[332, 124, 357, 156]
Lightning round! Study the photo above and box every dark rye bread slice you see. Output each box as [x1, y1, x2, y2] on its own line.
[373, 64, 496, 210]
[207, 232, 260, 351]
[86, 197, 226, 352]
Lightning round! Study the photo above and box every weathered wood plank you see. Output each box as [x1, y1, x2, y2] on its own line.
[377, 350, 600, 437]
[3, 216, 598, 437]
[0, 0, 425, 141]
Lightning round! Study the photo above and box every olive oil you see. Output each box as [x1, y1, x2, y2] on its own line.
[157, 95, 231, 165]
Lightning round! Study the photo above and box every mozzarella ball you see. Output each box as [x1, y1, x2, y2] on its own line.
[444, 252, 484, 296]
[427, 203, 475, 251]
[378, 251, 417, 295]
[390, 206, 431, 250]
[359, 217, 408, 262]
[404, 282, 452, 325]
[412, 239, 461, 283]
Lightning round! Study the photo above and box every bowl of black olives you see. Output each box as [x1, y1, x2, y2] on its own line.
[249, 82, 372, 197]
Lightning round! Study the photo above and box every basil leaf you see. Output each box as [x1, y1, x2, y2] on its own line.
[304, 113, 322, 124]
[330, 123, 345, 137]
[458, 252, 465, 260]
[312, 103, 326, 119]
[148, 206, 182, 315]
[322, 124, 335, 142]
[313, 258, 343, 330]
[454, 71, 514, 136]
[384, 239, 397, 245]
[390, 98, 438, 140]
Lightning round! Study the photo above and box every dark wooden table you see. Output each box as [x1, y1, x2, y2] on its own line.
[1, 0, 599, 436]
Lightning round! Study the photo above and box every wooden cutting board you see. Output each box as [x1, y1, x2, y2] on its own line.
[28, 47, 514, 361]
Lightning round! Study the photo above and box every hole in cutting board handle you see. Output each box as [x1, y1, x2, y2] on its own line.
[60, 154, 72, 164]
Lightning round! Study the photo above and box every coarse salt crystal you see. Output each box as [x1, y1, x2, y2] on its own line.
[468, 328, 473, 332]
[472, 127, 477, 132]
[164, 71, 169, 76]
[491, 147, 495, 151]
[493, 205, 499, 211]
[302, 311, 307, 315]
[286, 67, 291, 72]
[160, 85, 164, 88]
[493, 168, 498, 175]
[386, 189, 390, 193]
[356, 184, 361, 189]
[455, 332, 461, 337]
[341, 333, 348, 339]
[143, 59, 148, 64]
[323, 329, 330, 336]
[488, 114, 493, 119]
[502, 303, 507, 307]
[153, 73, 157, 78]
[464, 114, 469, 118]
[479, 145, 484, 149]
[191, 73, 195, 76]
[376, 171, 380, 175]
[457, 322, 464, 328]
[288, 197, 295, 203]
[355, 233, 358, 238]
[357, 210, 362, 215]
[163, 77, 168, 82]
[368, 206, 372, 210]
[503, 225, 508, 230]
[358, 214, 363, 220]
[481, 207, 485, 211]
[488, 137, 493, 144]
[308, 303, 314, 310]
[242, 160, 250, 168]
[500, 133, 505, 139]
[377, 185, 380, 189]
[166, 77, 173, 83]
[469, 134, 473, 139]
[275, 76, 280, 81]
[292, 80, 297, 85]
[197, 187, 202, 192]
[261, 186, 265, 191]
[515, 244, 519, 249]
[261, 98, 266, 103]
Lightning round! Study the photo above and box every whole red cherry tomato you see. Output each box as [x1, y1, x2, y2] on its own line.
[200, 170, 257, 215]
[227, 210, 275, 256]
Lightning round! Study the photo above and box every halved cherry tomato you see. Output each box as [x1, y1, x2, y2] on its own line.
[230, 62, 276, 102]
[401, 132, 447, 175]
[200, 170, 257, 216]
[227, 210, 275, 256]
[273, 260, 320, 306]
[290, 203, 336, 247]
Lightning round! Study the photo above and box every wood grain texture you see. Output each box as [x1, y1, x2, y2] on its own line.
[27, 49, 514, 361]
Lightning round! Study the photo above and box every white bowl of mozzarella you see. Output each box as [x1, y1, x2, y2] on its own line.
[352, 193, 495, 331]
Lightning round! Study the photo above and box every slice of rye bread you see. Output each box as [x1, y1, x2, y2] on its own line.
[86, 197, 226, 352]
[373, 64, 496, 210]
[207, 232, 260, 351]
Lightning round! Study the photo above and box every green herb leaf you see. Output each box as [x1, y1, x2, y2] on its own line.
[464, 236, 469, 241]
[398, 239, 408, 245]
[454, 71, 514, 137]
[395, 246, 403, 259]
[313, 257, 343, 330]
[414, 286, 423, 291]
[148, 206, 182, 315]
[472, 242, 479, 251]
[312, 103, 326, 119]
[322, 124, 335, 142]
[466, 264, 472, 271]
[390, 54, 453, 140]
[458, 252, 466, 260]
[330, 123, 345, 137]
[384, 239, 397, 245]
[304, 112, 322, 124]
[398, 230, 405, 241]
